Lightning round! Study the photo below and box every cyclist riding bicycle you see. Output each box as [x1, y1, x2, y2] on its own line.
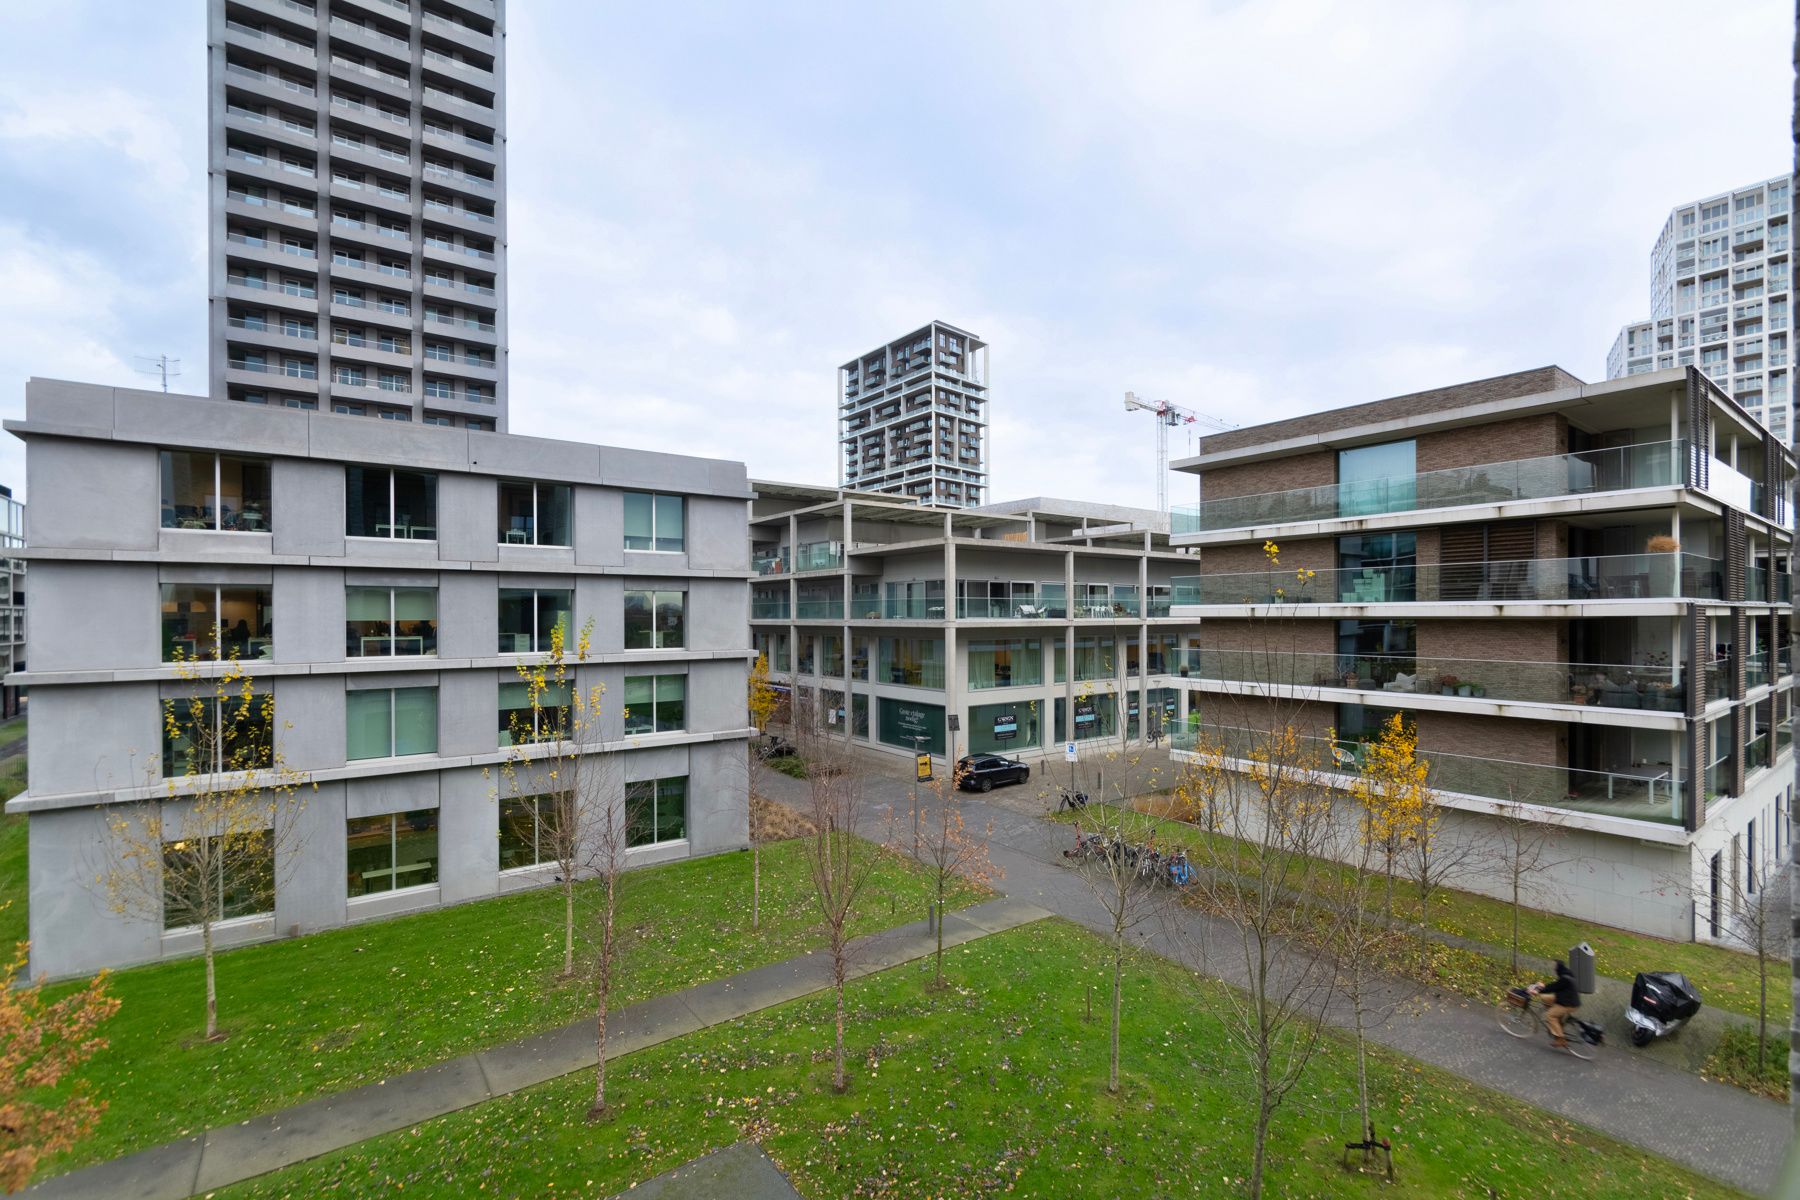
[1528, 960, 1581, 1048]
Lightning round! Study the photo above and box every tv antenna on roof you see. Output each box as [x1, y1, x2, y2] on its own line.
[134, 355, 181, 393]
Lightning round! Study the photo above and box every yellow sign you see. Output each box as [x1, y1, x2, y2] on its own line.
[915, 753, 933, 782]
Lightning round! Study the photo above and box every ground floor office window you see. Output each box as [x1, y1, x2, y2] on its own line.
[879, 637, 945, 688]
[347, 809, 439, 896]
[347, 687, 438, 759]
[626, 776, 687, 847]
[968, 639, 1042, 689]
[1054, 693, 1117, 742]
[968, 699, 1041, 755]
[162, 831, 273, 929]
[878, 697, 946, 755]
[499, 792, 570, 870]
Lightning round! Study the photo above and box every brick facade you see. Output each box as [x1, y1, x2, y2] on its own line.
[1416, 710, 1564, 767]
[1414, 414, 1569, 473]
[1198, 538, 1334, 577]
[1202, 450, 1334, 501]
[1197, 618, 1336, 656]
[1197, 366, 1583, 457]
[1421, 618, 1565, 664]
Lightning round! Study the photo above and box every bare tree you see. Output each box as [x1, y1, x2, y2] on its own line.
[100, 658, 309, 1041]
[1485, 797, 1574, 974]
[1675, 835, 1788, 1074]
[1180, 726, 1346, 1200]
[744, 653, 782, 931]
[795, 709, 881, 1093]
[910, 764, 1001, 987]
[493, 617, 627, 1118]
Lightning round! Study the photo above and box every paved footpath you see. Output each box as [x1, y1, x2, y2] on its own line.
[765, 758, 1797, 1198]
[27, 895, 1049, 1200]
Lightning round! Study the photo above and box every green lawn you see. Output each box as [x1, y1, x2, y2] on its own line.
[218, 919, 1742, 1200]
[0, 713, 26, 754]
[0, 755, 27, 952]
[1058, 804, 1787, 1024]
[43, 836, 981, 1177]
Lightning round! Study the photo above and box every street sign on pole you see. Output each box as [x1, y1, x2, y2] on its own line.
[1064, 741, 1078, 763]
[916, 753, 933, 782]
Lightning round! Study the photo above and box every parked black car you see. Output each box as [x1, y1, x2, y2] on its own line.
[956, 754, 1030, 792]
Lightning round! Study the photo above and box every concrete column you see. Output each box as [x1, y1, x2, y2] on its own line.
[945, 533, 958, 768]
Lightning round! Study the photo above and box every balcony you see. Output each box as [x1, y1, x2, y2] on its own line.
[1173, 440, 1687, 534]
[795, 597, 846, 621]
[1173, 726, 1686, 827]
[1173, 552, 1722, 608]
[1176, 648, 1686, 713]
[956, 582, 1069, 619]
[750, 597, 789, 620]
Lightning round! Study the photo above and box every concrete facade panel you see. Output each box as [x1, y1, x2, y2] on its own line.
[28, 440, 158, 551]
[29, 562, 156, 672]
[276, 781, 348, 936]
[687, 495, 749, 572]
[438, 473, 499, 563]
[29, 805, 162, 978]
[31, 682, 159, 796]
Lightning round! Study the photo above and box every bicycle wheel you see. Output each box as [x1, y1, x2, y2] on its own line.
[1559, 1023, 1598, 1062]
[1497, 993, 1536, 1040]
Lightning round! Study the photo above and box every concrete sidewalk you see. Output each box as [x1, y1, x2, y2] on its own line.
[28, 895, 1050, 1200]
[763, 764, 1796, 1198]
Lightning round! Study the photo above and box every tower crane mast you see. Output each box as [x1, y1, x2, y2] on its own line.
[1123, 391, 1235, 514]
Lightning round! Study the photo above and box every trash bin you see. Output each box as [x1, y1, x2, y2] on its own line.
[1569, 942, 1596, 994]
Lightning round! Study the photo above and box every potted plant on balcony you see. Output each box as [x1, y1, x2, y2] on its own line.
[1437, 673, 1459, 696]
[1458, 681, 1477, 698]
[1645, 534, 1679, 554]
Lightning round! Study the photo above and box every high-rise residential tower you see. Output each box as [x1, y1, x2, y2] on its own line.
[1607, 174, 1791, 442]
[838, 322, 989, 507]
[207, 0, 508, 430]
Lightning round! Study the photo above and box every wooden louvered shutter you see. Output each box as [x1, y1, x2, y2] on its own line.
[1438, 526, 1485, 600]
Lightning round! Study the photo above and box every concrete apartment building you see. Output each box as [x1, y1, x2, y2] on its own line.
[838, 322, 989, 508]
[209, 0, 507, 428]
[1169, 365, 1794, 942]
[749, 483, 1199, 764]
[1608, 174, 1791, 442]
[8, 379, 753, 979]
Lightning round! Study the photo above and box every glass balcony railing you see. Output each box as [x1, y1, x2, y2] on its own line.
[792, 542, 843, 573]
[1747, 733, 1771, 772]
[751, 552, 783, 576]
[750, 598, 788, 620]
[1171, 725, 1685, 826]
[1745, 650, 1770, 688]
[1706, 754, 1730, 799]
[1175, 649, 1684, 711]
[1172, 552, 1721, 606]
[955, 583, 1069, 619]
[795, 597, 845, 621]
[1172, 440, 1688, 533]
[882, 597, 947, 620]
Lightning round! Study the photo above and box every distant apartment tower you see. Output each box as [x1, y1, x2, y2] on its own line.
[1607, 174, 1791, 442]
[839, 323, 989, 507]
[207, 0, 507, 430]
[0, 486, 22, 720]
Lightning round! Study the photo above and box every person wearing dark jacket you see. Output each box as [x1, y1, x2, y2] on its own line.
[1529, 960, 1581, 1047]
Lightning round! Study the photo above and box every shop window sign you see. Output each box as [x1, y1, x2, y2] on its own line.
[993, 710, 1018, 742]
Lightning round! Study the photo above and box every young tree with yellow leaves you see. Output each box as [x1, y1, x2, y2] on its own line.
[492, 617, 628, 1119]
[744, 652, 781, 930]
[99, 657, 309, 1041]
[0, 944, 119, 1190]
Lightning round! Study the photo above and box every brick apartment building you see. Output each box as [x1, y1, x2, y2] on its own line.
[1169, 366, 1794, 941]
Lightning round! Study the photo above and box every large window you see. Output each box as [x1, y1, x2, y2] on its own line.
[625, 776, 687, 847]
[1336, 532, 1417, 602]
[878, 697, 946, 755]
[623, 491, 685, 552]
[1055, 693, 1117, 742]
[498, 679, 571, 746]
[624, 590, 685, 649]
[346, 686, 438, 760]
[499, 792, 570, 870]
[498, 587, 572, 654]
[623, 674, 686, 735]
[879, 637, 945, 688]
[1338, 440, 1416, 517]
[1054, 638, 1114, 683]
[346, 586, 438, 656]
[346, 809, 439, 896]
[498, 480, 572, 546]
[967, 638, 1042, 689]
[346, 466, 437, 539]
[161, 831, 273, 930]
[160, 584, 273, 662]
[162, 694, 274, 778]
[968, 699, 1042, 755]
[161, 450, 273, 532]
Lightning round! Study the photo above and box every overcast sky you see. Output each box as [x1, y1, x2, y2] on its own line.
[0, 1, 1792, 508]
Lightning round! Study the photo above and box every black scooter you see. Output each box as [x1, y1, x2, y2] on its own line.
[1625, 971, 1702, 1047]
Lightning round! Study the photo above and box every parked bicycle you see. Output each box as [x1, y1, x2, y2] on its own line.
[1062, 829, 1194, 889]
[1497, 986, 1604, 1060]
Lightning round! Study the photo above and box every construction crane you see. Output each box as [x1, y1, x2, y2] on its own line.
[1123, 391, 1236, 514]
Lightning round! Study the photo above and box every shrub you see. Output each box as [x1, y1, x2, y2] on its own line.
[1704, 1024, 1789, 1100]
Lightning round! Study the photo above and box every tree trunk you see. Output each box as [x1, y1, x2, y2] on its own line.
[1757, 943, 1768, 1074]
[751, 840, 761, 932]
[1108, 931, 1123, 1093]
[1352, 962, 1371, 1153]
[1510, 872, 1521, 974]
[933, 875, 945, 984]
[589, 873, 616, 1120]
[202, 918, 218, 1041]
[1249, 1101, 1272, 1200]
[563, 877, 576, 978]
[832, 948, 848, 1093]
